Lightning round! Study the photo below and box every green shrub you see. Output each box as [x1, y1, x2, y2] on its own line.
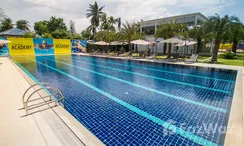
[223, 51, 237, 59]
[43, 33, 52, 38]
[24, 32, 34, 38]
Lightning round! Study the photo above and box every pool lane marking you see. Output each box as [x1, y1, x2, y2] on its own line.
[57, 57, 231, 94]
[68, 56, 234, 83]
[27, 58, 218, 146]
[39, 57, 227, 113]
[12, 59, 59, 102]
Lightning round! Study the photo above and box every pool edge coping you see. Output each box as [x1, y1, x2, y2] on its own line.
[8, 57, 105, 146]
[78, 53, 244, 146]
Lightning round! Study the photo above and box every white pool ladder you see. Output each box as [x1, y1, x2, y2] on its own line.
[22, 82, 64, 115]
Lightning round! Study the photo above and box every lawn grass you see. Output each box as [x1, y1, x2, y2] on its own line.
[107, 51, 244, 66]
[199, 52, 244, 66]
[198, 56, 211, 62]
[217, 58, 244, 66]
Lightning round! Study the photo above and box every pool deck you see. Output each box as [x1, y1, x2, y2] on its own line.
[0, 54, 243, 146]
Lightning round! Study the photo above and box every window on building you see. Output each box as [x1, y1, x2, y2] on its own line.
[142, 26, 155, 35]
[184, 16, 196, 23]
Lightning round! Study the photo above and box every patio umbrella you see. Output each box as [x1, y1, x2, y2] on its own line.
[130, 39, 149, 45]
[175, 41, 197, 55]
[0, 39, 11, 44]
[110, 41, 128, 45]
[95, 41, 109, 45]
[160, 38, 184, 44]
[174, 41, 197, 46]
[87, 40, 96, 44]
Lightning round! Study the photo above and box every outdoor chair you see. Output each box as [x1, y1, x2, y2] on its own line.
[123, 51, 132, 57]
[139, 51, 145, 58]
[146, 54, 156, 59]
[117, 50, 125, 57]
[168, 54, 180, 62]
[185, 54, 199, 63]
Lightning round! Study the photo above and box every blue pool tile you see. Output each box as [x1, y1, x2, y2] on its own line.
[12, 55, 237, 146]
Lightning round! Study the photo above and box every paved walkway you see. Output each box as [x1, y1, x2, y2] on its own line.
[0, 57, 84, 146]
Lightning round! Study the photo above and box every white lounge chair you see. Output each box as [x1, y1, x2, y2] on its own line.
[185, 54, 199, 63]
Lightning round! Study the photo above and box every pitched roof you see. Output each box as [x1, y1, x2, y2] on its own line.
[0, 28, 27, 36]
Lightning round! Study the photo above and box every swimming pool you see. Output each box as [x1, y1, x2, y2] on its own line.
[12, 55, 237, 146]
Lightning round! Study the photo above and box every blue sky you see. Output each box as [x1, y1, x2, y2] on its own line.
[1, 0, 243, 31]
[220, 0, 243, 21]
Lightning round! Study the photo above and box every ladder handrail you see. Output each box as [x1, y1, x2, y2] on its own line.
[22, 82, 65, 115]
[22, 82, 52, 105]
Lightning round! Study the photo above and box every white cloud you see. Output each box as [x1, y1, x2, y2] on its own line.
[0, 0, 237, 32]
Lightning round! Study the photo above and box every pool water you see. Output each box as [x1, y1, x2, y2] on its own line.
[12, 55, 237, 146]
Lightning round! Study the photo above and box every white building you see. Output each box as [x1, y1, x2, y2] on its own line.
[136, 12, 208, 55]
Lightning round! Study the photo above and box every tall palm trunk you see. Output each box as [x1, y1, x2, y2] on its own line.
[128, 40, 131, 51]
[196, 39, 201, 54]
[211, 39, 221, 62]
[232, 40, 238, 53]
[167, 43, 171, 58]
[92, 26, 96, 39]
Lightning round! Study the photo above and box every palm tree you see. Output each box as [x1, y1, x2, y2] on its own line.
[86, 1, 105, 37]
[205, 14, 240, 62]
[227, 22, 244, 53]
[81, 28, 92, 40]
[116, 17, 121, 31]
[155, 20, 184, 58]
[188, 24, 208, 54]
[0, 17, 13, 31]
[120, 21, 141, 51]
[100, 14, 116, 31]
[0, 8, 6, 21]
[95, 31, 116, 42]
[16, 20, 30, 31]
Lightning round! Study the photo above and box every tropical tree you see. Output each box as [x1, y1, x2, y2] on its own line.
[51, 29, 70, 39]
[86, 1, 105, 37]
[24, 32, 33, 38]
[205, 14, 240, 62]
[47, 16, 67, 32]
[155, 20, 184, 58]
[81, 29, 92, 40]
[34, 21, 48, 36]
[116, 17, 121, 31]
[0, 8, 6, 21]
[120, 21, 141, 50]
[72, 34, 83, 39]
[69, 20, 76, 36]
[188, 24, 208, 53]
[16, 20, 30, 31]
[0, 17, 13, 31]
[227, 22, 244, 53]
[100, 14, 117, 31]
[95, 31, 116, 42]
[43, 33, 52, 38]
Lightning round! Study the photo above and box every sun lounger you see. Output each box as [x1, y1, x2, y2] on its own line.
[139, 51, 145, 58]
[146, 54, 156, 59]
[185, 54, 199, 63]
[123, 51, 132, 57]
[168, 54, 179, 62]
